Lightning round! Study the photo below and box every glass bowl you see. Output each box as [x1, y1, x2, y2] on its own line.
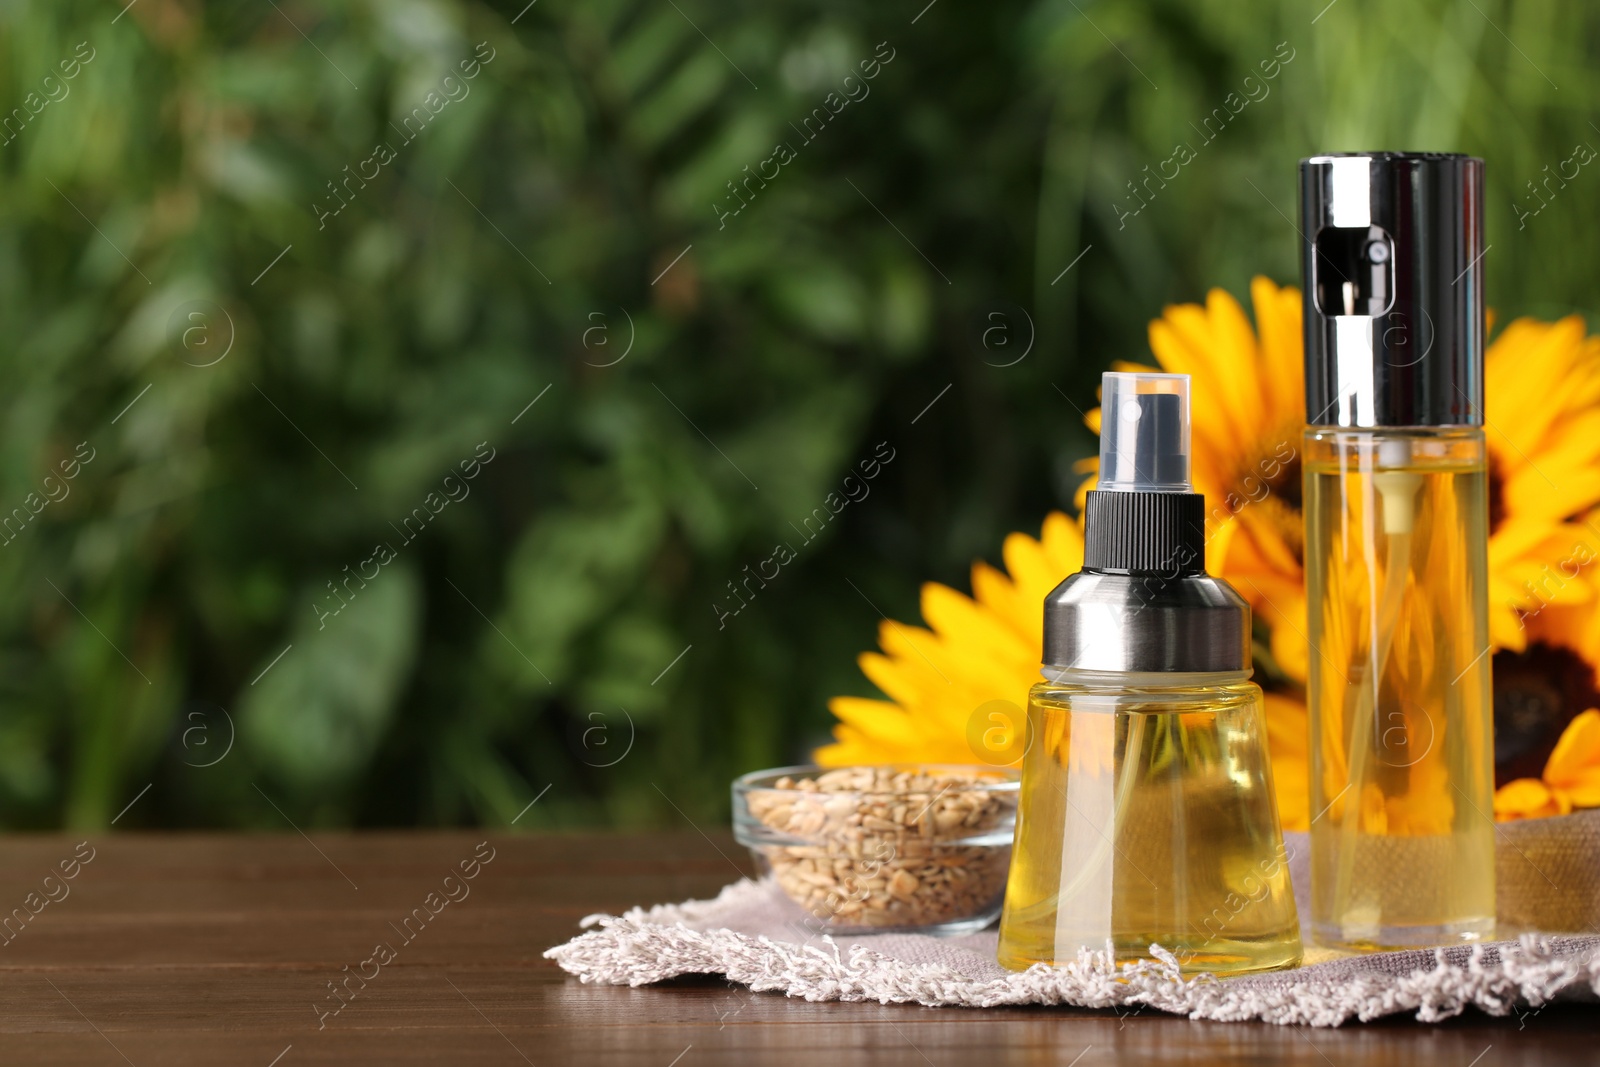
[732, 764, 1019, 935]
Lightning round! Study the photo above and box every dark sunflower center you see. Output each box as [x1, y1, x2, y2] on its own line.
[1266, 451, 1303, 514]
[1233, 443, 1305, 566]
[1492, 641, 1600, 787]
[1487, 450, 1506, 536]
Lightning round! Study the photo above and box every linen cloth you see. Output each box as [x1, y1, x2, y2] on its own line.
[546, 813, 1600, 1026]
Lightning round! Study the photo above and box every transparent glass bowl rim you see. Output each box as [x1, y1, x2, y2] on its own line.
[732, 763, 1020, 849]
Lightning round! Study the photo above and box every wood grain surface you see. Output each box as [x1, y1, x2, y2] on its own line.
[0, 831, 1592, 1065]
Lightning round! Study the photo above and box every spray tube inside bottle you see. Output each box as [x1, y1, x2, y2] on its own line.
[1299, 153, 1495, 950]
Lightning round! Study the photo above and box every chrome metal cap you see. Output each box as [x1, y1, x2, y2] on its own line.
[1041, 571, 1250, 673]
[1299, 152, 1485, 428]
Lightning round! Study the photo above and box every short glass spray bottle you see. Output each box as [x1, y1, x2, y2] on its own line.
[996, 372, 1301, 976]
[1300, 153, 1494, 949]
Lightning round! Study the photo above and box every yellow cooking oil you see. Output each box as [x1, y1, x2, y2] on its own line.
[1304, 429, 1495, 949]
[996, 676, 1302, 975]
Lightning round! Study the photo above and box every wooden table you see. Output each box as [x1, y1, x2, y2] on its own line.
[0, 831, 1592, 1065]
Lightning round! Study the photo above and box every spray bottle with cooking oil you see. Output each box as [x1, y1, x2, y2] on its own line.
[996, 372, 1301, 976]
[1300, 153, 1495, 950]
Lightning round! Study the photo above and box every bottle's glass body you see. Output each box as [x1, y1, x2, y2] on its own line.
[996, 673, 1302, 975]
[1304, 427, 1495, 950]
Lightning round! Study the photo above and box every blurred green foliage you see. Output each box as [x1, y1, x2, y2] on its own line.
[0, 0, 1593, 829]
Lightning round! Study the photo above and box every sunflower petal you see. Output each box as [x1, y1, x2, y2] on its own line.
[1251, 276, 1304, 422]
[1494, 777, 1559, 820]
[1545, 709, 1600, 790]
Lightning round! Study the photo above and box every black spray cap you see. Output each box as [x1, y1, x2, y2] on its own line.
[1299, 152, 1485, 428]
[1083, 373, 1205, 576]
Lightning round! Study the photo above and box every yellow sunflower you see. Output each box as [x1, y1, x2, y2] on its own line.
[1483, 318, 1600, 652]
[816, 512, 1083, 768]
[820, 278, 1600, 831]
[1489, 567, 1600, 820]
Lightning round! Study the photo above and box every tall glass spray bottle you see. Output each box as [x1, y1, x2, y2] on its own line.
[1300, 153, 1494, 950]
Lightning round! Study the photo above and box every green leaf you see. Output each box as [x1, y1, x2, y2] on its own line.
[502, 493, 666, 688]
[238, 565, 421, 791]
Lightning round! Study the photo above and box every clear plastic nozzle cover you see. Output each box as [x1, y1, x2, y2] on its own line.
[1097, 372, 1192, 492]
